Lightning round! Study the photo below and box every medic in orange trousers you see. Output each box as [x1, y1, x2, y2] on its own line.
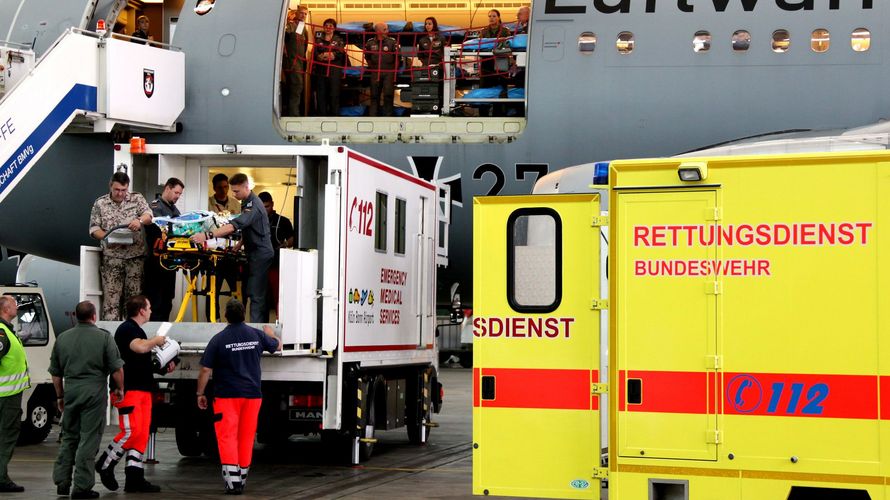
[95, 296, 175, 493]
[197, 300, 281, 495]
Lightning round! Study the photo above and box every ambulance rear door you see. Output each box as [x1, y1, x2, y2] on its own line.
[473, 194, 602, 499]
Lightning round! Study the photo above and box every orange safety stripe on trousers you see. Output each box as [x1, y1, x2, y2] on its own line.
[473, 368, 599, 410]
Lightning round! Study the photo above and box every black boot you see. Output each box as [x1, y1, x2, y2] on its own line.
[222, 464, 242, 495]
[95, 451, 120, 491]
[123, 466, 161, 493]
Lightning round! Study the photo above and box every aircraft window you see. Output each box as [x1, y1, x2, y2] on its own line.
[6, 293, 49, 347]
[578, 32, 596, 53]
[394, 198, 406, 255]
[811, 29, 830, 53]
[194, 0, 215, 15]
[693, 31, 711, 53]
[732, 30, 751, 52]
[771, 30, 790, 53]
[851, 28, 871, 52]
[616, 32, 634, 55]
[507, 209, 562, 313]
[375, 191, 388, 252]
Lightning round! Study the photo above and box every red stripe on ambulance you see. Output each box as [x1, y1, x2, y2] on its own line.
[619, 370, 878, 419]
[473, 368, 598, 410]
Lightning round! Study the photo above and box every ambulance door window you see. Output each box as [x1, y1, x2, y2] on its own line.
[507, 208, 562, 313]
[375, 191, 388, 252]
[394, 198, 407, 255]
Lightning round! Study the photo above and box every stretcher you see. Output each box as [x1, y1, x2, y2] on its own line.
[151, 211, 245, 323]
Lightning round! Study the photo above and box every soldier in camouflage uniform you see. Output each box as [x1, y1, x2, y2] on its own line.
[89, 172, 153, 321]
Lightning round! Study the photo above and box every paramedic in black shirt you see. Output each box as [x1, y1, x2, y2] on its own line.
[258, 192, 294, 317]
[196, 300, 280, 494]
[96, 296, 173, 493]
[191, 173, 273, 323]
[144, 178, 184, 321]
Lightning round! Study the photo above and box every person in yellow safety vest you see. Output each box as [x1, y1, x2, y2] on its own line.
[0, 295, 29, 493]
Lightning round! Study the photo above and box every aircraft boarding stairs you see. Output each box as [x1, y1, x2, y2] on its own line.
[0, 28, 185, 204]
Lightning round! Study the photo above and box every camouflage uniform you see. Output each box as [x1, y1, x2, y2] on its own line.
[89, 193, 151, 320]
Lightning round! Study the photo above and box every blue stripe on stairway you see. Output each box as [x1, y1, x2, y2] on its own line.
[0, 83, 98, 200]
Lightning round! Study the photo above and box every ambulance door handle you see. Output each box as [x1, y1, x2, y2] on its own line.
[627, 379, 642, 405]
[481, 376, 495, 400]
[416, 233, 424, 318]
[426, 235, 435, 318]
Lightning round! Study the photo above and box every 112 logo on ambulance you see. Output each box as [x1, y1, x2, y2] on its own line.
[349, 196, 373, 236]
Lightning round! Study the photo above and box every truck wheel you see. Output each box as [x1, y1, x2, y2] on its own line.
[458, 350, 473, 368]
[175, 422, 203, 457]
[18, 392, 55, 445]
[200, 427, 219, 458]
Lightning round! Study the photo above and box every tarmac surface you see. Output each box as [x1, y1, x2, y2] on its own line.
[4, 367, 479, 499]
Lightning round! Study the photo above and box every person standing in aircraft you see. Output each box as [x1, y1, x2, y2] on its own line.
[481, 10, 511, 45]
[51, 301, 125, 499]
[145, 178, 184, 321]
[312, 19, 346, 116]
[514, 6, 530, 35]
[0, 296, 28, 493]
[196, 300, 281, 494]
[95, 296, 171, 494]
[89, 172, 152, 321]
[416, 17, 446, 68]
[479, 9, 512, 115]
[283, 6, 310, 117]
[364, 23, 399, 116]
[480, 9, 512, 84]
[191, 174, 273, 323]
[131, 15, 153, 44]
[208, 173, 241, 215]
[257, 192, 294, 317]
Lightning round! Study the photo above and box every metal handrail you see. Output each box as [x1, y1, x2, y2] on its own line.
[69, 27, 182, 51]
[0, 40, 32, 51]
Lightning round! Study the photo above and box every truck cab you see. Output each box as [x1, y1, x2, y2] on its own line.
[0, 285, 58, 445]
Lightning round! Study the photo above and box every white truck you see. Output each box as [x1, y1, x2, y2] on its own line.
[0, 285, 57, 445]
[79, 144, 447, 463]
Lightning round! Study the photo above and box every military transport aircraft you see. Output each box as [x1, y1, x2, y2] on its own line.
[0, 0, 885, 309]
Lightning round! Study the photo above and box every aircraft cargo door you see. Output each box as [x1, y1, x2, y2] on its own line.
[614, 190, 719, 461]
[473, 194, 602, 499]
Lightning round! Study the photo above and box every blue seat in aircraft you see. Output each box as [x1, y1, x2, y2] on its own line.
[461, 37, 512, 51]
[509, 34, 527, 50]
[462, 87, 504, 99]
[340, 104, 367, 116]
[460, 86, 524, 100]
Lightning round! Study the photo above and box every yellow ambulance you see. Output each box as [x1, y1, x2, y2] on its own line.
[473, 150, 890, 499]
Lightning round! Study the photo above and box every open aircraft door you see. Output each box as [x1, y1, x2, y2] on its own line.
[472, 194, 603, 499]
